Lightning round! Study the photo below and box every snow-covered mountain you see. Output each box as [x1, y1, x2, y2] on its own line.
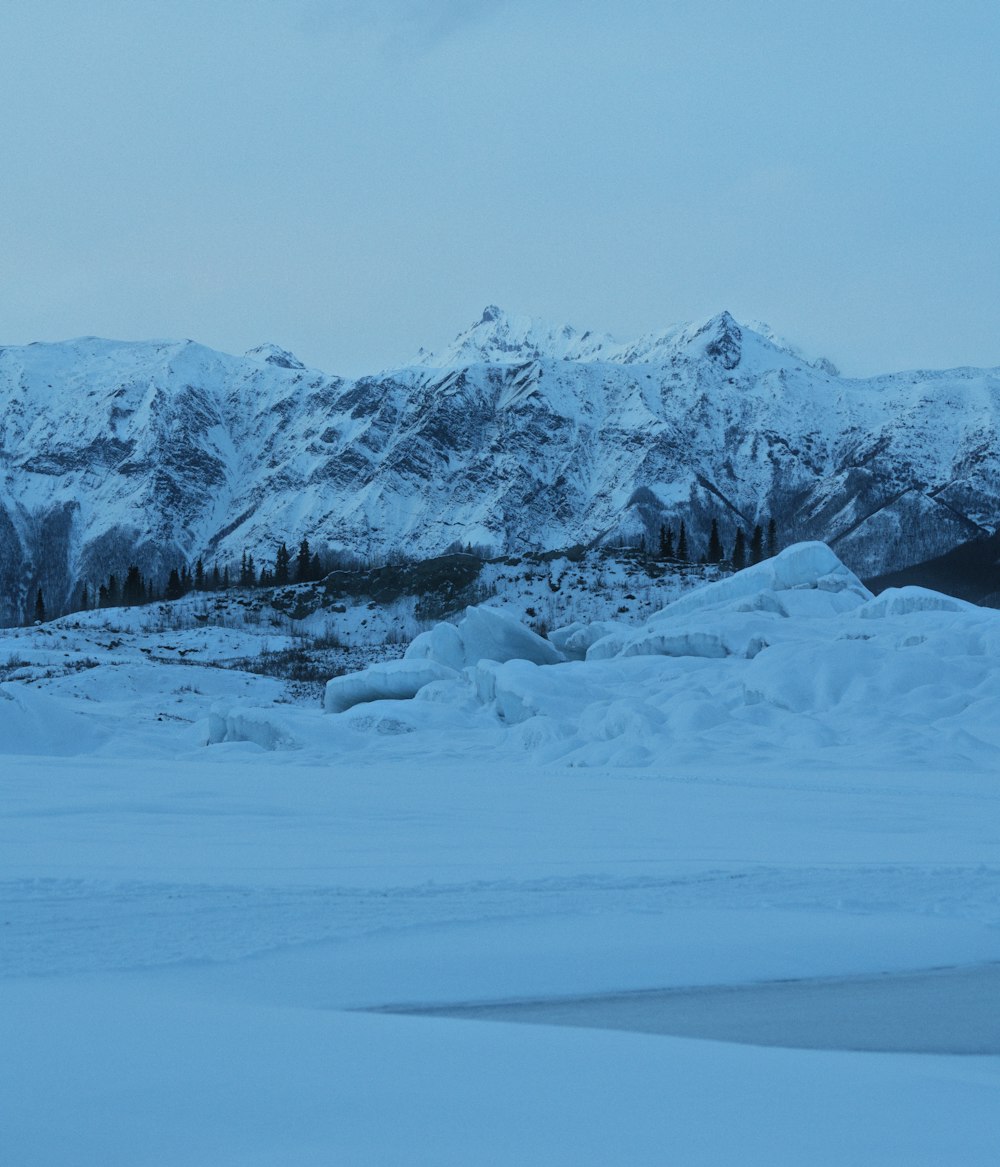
[2, 308, 999, 624]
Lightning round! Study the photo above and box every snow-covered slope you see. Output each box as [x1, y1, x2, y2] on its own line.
[3, 309, 999, 624]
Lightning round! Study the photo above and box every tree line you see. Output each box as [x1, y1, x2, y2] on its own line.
[29, 538, 327, 624]
[656, 516, 778, 569]
[28, 519, 783, 624]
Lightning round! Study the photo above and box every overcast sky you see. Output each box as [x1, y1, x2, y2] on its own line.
[2, 0, 998, 376]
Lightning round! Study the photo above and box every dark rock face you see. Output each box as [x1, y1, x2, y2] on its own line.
[702, 312, 743, 370]
[1, 322, 998, 625]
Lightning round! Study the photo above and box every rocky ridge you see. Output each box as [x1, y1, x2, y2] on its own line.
[1, 308, 998, 624]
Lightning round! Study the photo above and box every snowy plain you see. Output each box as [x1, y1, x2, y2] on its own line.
[2, 544, 1000, 1164]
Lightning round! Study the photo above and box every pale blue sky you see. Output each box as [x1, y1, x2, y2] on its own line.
[2, 0, 998, 375]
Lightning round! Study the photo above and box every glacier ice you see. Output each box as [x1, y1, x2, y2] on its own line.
[324, 659, 459, 714]
[405, 604, 564, 671]
[322, 542, 1000, 769]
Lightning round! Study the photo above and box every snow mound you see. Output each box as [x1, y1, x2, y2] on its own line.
[207, 707, 301, 751]
[855, 586, 978, 620]
[322, 606, 565, 721]
[0, 684, 106, 755]
[325, 659, 458, 715]
[647, 542, 871, 622]
[586, 544, 867, 663]
[405, 605, 564, 671]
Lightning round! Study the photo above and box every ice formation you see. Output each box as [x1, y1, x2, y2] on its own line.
[319, 542, 1000, 769]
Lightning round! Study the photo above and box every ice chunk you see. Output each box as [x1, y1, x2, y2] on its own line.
[590, 612, 781, 662]
[324, 659, 458, 714]
[207, 707, 300, 750]
[404, 605, 563, 670]
[619, 629, 731, 660]
[458, 605, 564, 666]
[856, 587, 979, 620]
[547, 622, 586, 657]
[550, 620, 629, 661]
[404, 621, 466, 671]
[647, 543, 871, 625]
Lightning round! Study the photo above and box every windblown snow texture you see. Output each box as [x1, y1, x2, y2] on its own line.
[3, 308, 999, 623]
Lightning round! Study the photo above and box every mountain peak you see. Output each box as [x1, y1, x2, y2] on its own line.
[693, 311, 743, 370]
[413, 306, 617, 368]
[408, 306, 840, 375]
[245, 343, 305, 371]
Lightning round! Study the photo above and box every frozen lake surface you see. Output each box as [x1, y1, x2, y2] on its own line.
[384, 963, 1000, 1054]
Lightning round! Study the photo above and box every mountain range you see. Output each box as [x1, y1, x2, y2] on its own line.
[2, 307, 998, 625]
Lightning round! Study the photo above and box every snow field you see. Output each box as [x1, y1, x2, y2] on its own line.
[3, 751, 1000, 1164]
[3, 543, 1000, 1163]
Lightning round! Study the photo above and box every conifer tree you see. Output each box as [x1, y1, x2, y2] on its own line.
[274, 542, 290, 586]
[222, 565, 230, 589]
[194, 558, 205, 590]
[749, 524, 764, 565]
[81, 583, 90, 610]
[296, 538, 311, 583]
[165, 568, 183, 601]
[239, 551, 258, 588]
[677, 520, 689, 562]
[123, 565, 144, 606]
[707, 518, 723, 564]
[211, 563, 221, 590]
[731, 528, 747, 571]
[659, 524, 674, 560]
[33, 588, 45, 624]
[107, 574, 121, 606]
[310, 552, 322, 581]
[98, 584, 109, 608]
[766, 518, 778, 559]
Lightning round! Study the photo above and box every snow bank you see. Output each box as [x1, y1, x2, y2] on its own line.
[0, 684, 106, 755]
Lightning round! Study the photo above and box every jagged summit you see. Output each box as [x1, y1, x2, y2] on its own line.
[414, 305, 617, 367]
[412, 306, 836, 373]
[244, 343, 305, 370]
[668, 311, 744, 370]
